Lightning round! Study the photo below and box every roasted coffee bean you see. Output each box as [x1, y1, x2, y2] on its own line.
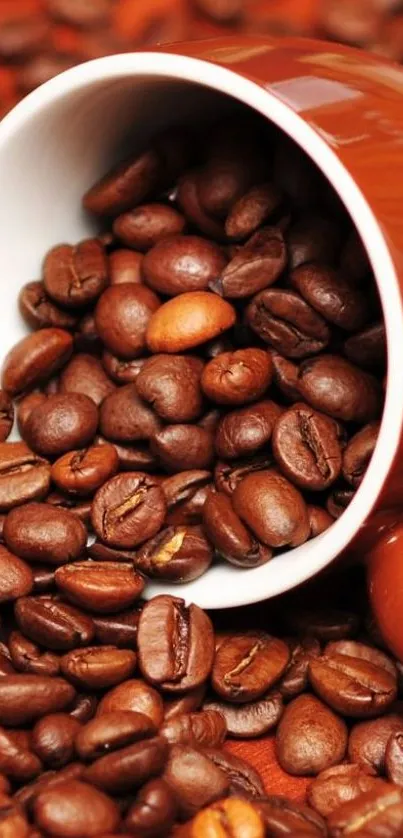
[162, 470, 211, 526]
[87, 540, 138, 563]
[285, 607, 360, 641]
[8, 631, 59, 676]
[290, 263, 369, 331]
[0, 725, 41, 782]
[101, 354, 145, 387]
[114, 203, 186, 252]
[204, 748, 265, 799]
[0, 392, 13, 443]
[0, 544, 33, 603]
[272, 403, 343, 491]
[164, 686, 207, 723]
[308, 764, 382, 818]
[386, 732, 403, 786]
[278, 637, 321, 700]
[34, 779, 120, 837]
[51, 443, 118, 496]
[23, 393, 99, 458]
[270, 351, 301, 402]
[134, 526, 213, 583]
[215, 400, 281, 460]
[60, 646, 136, 690]
[0, 675, 75, 726]
[75, 711, 156, 762]
[298, 355, 382, 423]
[136, 354, 204, 422]
[255, 796, 327, 835]
[327, 781, 403, 837]
[232, 469, 310, 548]
[212, 227, 286, 298]
[327, 487, 355, 519]
[59, 353, 115, 406]
[146, 291, 236, 353]
[99, 383, 161, 443]
[17, 392, 47, 438]
[203, 490, 272, 567]
[160, 709, 226, 748]
[4, 502, 87, 565]
[286, 214, 340, 270]
[201, 349, 272, 406]
[199, 408, 222, 434]
[185, 797, 266, 838]
[246, 288, 330, 358]
[348, 714, 403, 775]
[342, 422, 380, 487]
[214, 454, 273, 495]
[151, 425, 214, 472]
[205, 691, 283, 738]
[177, 168, 226, 241]
[1, 328, 73, 397]
[91, 472, 166, 548]
[97, 680, 164, 728]
[74, 311, 102, 353]
[55, 561, 145, 613]
[83, 735, 168, 793]
[309, 640, 397, 717]
[31, 713, 81, 769]
[212, 632, 289, 703]
[45, 491, 92, 524]
[277, 694, 348, 776]
[15, 596, 95, 651]
[93, 608, 141, 648]
[0, 442, 52, 511]
[68, 694, 98, 725]
[109, 248, 143, 285]
[125, 777, 178, 837]
[43, 239, 108, 307]
[138, 595, 214, 693]
[142, 234, 226, 295]
[225, 183, 283, 241]
[95, 284, 160, 360]
[308, 505, 335, 537]
[163, 744, 229, 819]
[344, 322, 386, 371]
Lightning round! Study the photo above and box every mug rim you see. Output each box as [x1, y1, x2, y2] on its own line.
[1, 43, 401, 608]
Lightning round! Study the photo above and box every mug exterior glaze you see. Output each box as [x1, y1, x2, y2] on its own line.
[0, 34, 402, 609]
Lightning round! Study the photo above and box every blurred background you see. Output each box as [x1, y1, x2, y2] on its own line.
[1, 0, 402, 119]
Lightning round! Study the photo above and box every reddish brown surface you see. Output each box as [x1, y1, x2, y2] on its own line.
[226, 735, 312, 800]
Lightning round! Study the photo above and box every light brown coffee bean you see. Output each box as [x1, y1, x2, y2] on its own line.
[0, 545, 33, 603]
[212, 632, 289, 703]
[142, 234, 226, 295]
[0, 675, 76, 726]
[34, 779, 120, 837]
[43, 239, 108, 308]
[276, 694, 348, 776]
[75, 711, 156, 762]
[15, 596, 95, 651]
[31, 714, 81, 769]
[160, 710, 227, 748]
[1, 328, 73, 397]
[146, 291, 236, 353]
[60, 646, 137, 690]
[55, 562, 145, 613]
[97, 680, 164, 728]
[4, 503, 87, 565]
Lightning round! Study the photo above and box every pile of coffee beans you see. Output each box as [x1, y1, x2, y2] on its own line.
[0, 116, 385, 582]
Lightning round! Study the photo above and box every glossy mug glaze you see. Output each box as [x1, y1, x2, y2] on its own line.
[0, 35, 402, 612]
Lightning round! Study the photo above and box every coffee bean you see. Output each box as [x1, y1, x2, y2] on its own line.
[232, 469, 310, 548]
[161, 709, 226, 748]
[31, 714, 81, 769]
[278, 637, 321, 700]
[75, 711, 155, 762]
[55, 561, 145, 613]
[163, 744, 229, 819]
[277, 694, 348, 776]
[327, 487, 355, 519]
[52, 443, 118, 497]
[15, 596, 95, 651]
[18, 281, 78, 330]
[201, 349, 272, 406]
[34, 779, 120, 837]
[327, 781, 403, 837]
[0, 392, 13, 443]
[212, 227, 286, 298]
[225, 183, 283, 241]
[136, 354, 204, 422]
[100, 383, 161, 443]
[46, 0, 113, 29]
[344, 322, 386, 371]
[142, 234, 226, 296]
[177, 168, 226, 241]
[386, 732, 403, 786]
[95, 284, 160, 360]
[215, 400, 281, 460]
[1, 328, 73, 397]
[348, 714, 403, 774]
[203, 490, 272, 567]
[199, 123, 267, 218]
[151, 425, 214, 472]
[162, 470, 211, 526]
[43, 239, 108, 308]
[286, 214, 341, 270]
[138, 595, 214, 692]
[8, 631, 59, 676]
[146, 291, 236, 353]
[256, 795, 327, 835]
[109, 249, 143, 285]
[203, 748, 266, 798]
[342, 422, 380, 487]
[270, 351, 301, 402]
[91, 472, 166, 548]
[164, 686, 207, 723]
[69, 694, 98, 725]
[83, 735, 168, 793]
[60, 646, 136, 691]
[272, 403, 343, 491]
[187, 797, 266, 838]
[134, 525, 213, 583]
[0, 725, 42, 782]
[291, 263, 369, 331]
[125, 777, 178, 837]
[284, 607, 359, 641]
[340, 227, 371, 284]
[45, 491, 92, 524]
[74, 311, 101, 353]
[93, 608, 141, 648]
[308, 640, 397, 717]
[97, 680, 164, 727]
[114, 203, 186, 252]
[246, 288, 330, 358]
[82, 148, 162, 217]
[23, 393, 99, 458]
[308, 505, 335, 537]
[17, 393, 47, 439]
[0, 806, 29, 836]
[214, 454, 273, 494]
[59, 353, 115, 406]
[308, 764, 381, 818]
[4, 502, 87, 565]
[0, 545, 33, 603]
[212, 632, 289, 703]
[0, 675, 75, 726]
[298, 355, 382, 423]
[205, 691, 283, 738]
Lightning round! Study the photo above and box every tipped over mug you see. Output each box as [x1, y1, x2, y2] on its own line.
[0, 34, 403, 614]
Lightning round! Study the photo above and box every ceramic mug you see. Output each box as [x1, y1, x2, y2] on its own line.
[0, 34, 402, 611]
